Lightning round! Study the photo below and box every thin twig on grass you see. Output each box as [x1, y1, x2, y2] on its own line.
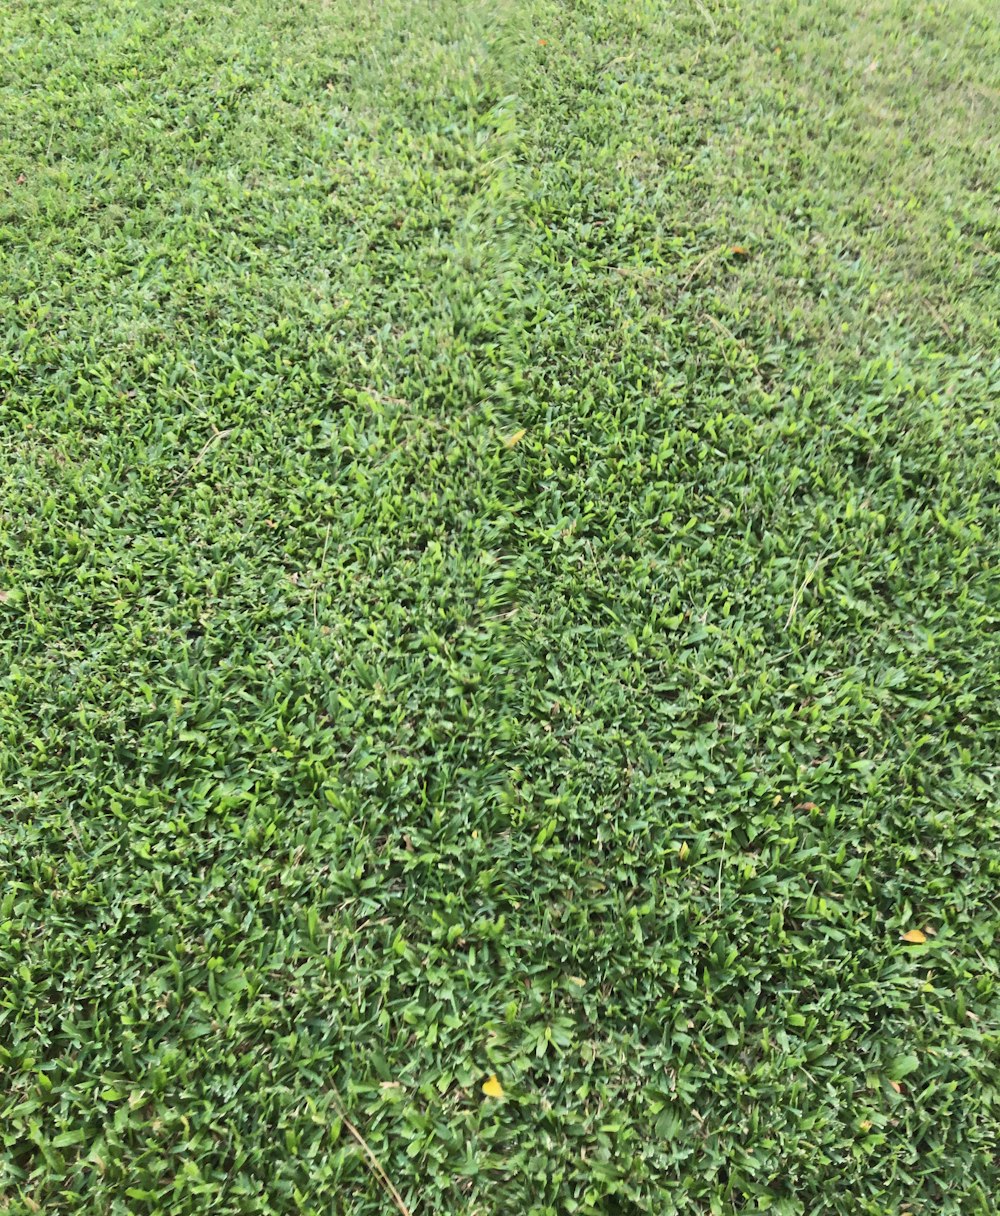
[168, 427, 233, 495]
[786, 551, 837, 628]
[691, 0, 718, 36]
[330, 1086, 411, 1216]
[313, 523, 332, 629]
[680, 247, 722, 291]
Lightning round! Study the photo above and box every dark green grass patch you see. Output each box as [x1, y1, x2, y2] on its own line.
[1, 0, 999, 1212]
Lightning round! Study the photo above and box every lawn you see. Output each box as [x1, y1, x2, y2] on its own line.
[1, 0, 999, 1212]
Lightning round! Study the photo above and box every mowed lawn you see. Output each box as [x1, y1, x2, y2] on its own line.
[2, 0, 999, 1212]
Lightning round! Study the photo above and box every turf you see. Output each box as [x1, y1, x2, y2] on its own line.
[2, 0, 999, 1212]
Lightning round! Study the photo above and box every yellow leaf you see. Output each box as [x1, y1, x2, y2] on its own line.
[678, 841, 690, 861]
[900, 929, 927, 944]
[859, 1120, 872, 1132]
[888, 1079, 902, 1094]
[481, 1074, 504, 1099]
[504, 428, 526, 448]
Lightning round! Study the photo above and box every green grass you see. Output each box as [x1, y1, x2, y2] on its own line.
[2, 0, 999, 1212]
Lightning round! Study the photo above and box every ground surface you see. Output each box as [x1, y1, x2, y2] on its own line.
[1, 1, 999, 1213]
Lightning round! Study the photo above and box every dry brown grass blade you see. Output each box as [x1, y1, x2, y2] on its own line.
[331, 1088, 412, 1216]
[168, 427, 234, 496]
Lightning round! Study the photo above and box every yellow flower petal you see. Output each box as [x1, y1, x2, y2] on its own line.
[900, 929, 926, 944]
[481, 1074, 504, 1099]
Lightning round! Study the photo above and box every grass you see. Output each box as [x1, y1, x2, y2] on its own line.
[1, 0, 999, 1212]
